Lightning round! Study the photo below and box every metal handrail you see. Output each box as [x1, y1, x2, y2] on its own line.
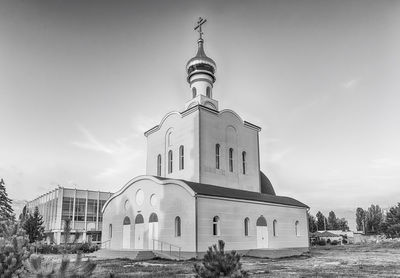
[100, 240, 111, 249]
[152, 239, 181, 260]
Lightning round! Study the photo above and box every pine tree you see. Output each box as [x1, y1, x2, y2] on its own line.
[0, 178, 14, 221]
[194, 240, 248, 278]
[22, 206, 44, 243]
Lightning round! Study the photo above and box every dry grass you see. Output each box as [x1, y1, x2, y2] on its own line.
[91, 243, 400, 277]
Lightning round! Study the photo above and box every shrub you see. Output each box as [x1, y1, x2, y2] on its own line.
[317, 239, 326, 246]
[0, 220, 32, 277]
[194, 240, 248, 278]
[26, 252, 97, 277]
[331, 240, 339, 245]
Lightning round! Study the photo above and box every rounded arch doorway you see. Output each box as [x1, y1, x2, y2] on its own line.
[148, 213, 159, 249]
[122, 216, 131, 249]
[256, 216, 268, 248]
[134, 214, 144, 249]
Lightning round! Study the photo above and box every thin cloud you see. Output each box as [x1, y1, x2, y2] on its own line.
[342, 78, 360, 89]
[72, 125, 114, 154]
[268, 148, 293, 163]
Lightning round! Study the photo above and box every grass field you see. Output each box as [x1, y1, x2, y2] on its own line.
[92, 242, 400, 277]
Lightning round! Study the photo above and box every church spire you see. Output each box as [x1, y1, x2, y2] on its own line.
[185, 18, 217, 110]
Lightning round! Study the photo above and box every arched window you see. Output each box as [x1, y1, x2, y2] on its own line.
[192, 87, 197, 98]
[215, 144, 220, 169]
[179, 145, 184, 170]
[242, 151, 247, 174]
[109, 224, 112, 239]
[123, 216, 131, 225]
[256, 216, 267, 227]
[175, 216, 181, 237]
[229, 148, 234, 172]
[167, 131, 173, 146]
[206, 87, 211, 98]
[273, 220, 277, 236]
[135, 214, 144, 224]
[149, 213, 158, 223]
[295, 221, 300, 236]
[168, 150, 173, 173]
[157, 154, 161, 176]
[244, 217, 249, 236]
[213, 216, 220, 236]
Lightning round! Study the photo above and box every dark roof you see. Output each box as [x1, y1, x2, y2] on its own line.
[260, 171, 276, 195]
[153, 176, 308, 208]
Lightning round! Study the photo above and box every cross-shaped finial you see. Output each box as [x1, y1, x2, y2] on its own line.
[194, 17, 207, 39]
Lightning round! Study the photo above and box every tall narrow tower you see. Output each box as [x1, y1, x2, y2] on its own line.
[185, 18, 218, 111]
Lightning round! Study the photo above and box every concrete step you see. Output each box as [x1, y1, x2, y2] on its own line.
[135, 251, 156, 261]
[152, 250, 182, 261]
[93, 249, 139, 260]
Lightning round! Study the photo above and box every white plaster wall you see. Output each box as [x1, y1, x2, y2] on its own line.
[146, 111, 200, 182]
[196, 197, 309, 251]
[102, 178, 196, 251]
[199, 109, 260, 192]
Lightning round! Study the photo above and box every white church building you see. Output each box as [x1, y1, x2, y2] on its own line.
[102, 19, 309, 258]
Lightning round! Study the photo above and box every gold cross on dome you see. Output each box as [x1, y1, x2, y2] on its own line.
[194, 17, 207, 39]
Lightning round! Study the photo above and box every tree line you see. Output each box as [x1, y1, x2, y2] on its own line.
[356, 204, 400, 238]
[308, 210, 349, 233]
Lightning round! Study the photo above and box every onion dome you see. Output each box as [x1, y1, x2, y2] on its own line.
[186, 38, 216, 83]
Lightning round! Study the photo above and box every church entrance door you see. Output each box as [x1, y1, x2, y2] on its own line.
[256, 216, 268, 248]
[122, 217, 131, 249]
[148, 213, 159, 249]
[134, 214, 144, 249]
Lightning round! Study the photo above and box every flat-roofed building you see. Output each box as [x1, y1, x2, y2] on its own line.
[26, 187, 112, 244]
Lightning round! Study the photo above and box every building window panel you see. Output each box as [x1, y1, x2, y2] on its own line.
[74, 198, 86, 222]
[216, 144, 220, 169]
[179, 146, 184, 170]
[273, 220, 277, 237]
[244, 217, 249, 236]
[61, 197, 73, 221]
[157, 154, 162, 176]
[229, 148, 234, 172]
[175, 216, 181, 237]
[213, 216, 220, 236]
[86, 199, 98, 222]
[98, 200, 107, 222]
[168, 150, 173, 173]
[242, 151, 247, 175]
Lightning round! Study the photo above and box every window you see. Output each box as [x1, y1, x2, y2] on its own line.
[61, 197, 73, 221]
[192, 87, 197, 98]
[175, 216, 181, 237]
[295, 221, 300, 236]
[74, 198, 86, 221]
[242, 151, 247, 174]
[179, 145, 184, 170]
[149, 213, 158, 223]
[98, 200, 106, 222]
[206, 87, 211, 98]
[229, 148, 234, 172]
[168, 150, 173, 173]
[123, 216, 131, 225]
[213, 216, 220, 236]
[273, 220, 277, 236]
[157, 154, 161, 176]
[215, 144, 220, 169]
[244, 218, 249, 236]
[109, 224, 112, 239]
[86, 199, 98, 222]
[167, 131, 173, 146]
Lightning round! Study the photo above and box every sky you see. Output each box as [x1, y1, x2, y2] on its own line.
[1, 0, 399, 228]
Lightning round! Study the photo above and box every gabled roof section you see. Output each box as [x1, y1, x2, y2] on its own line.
[153, 176, 308, 208]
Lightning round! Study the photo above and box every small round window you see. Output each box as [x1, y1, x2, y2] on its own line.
[136, 189, 144, 206]
[150, 194, 158, 208]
